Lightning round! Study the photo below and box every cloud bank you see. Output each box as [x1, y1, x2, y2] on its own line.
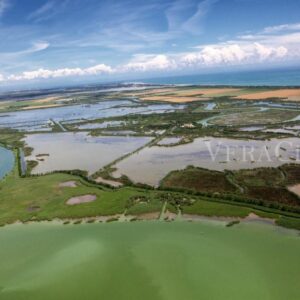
[8, 64, 113, 81]
[1, 23, 300, 83]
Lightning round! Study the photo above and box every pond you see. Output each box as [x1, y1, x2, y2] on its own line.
[157, 137, 182, 145]
[239, 126, 265, 132]
[0, 146, 14, 179]
[76, 120, 126, 130]
[0, 221, 299, 300]
[0, 100, 184, 132]
[204, 102, 216, 111]
[23, 132, 152, 175]
[113, 137, 300, 186]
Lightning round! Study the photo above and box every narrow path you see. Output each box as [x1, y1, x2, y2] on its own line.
[97, 130, 170, 177]
[225, 172, 245, 193]
[159, 201, 167, 220]
[50, 119, 67, 132]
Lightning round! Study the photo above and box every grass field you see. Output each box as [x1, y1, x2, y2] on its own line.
[1, 157, 300, 229]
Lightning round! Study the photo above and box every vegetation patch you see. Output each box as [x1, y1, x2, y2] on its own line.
[161, 166, 236, 193]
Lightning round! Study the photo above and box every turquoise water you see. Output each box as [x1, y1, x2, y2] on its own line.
[143, 68, 300, 86]
[0, 146, 14, 179]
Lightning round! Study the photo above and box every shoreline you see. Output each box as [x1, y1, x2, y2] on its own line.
[1, 212, 285, 230]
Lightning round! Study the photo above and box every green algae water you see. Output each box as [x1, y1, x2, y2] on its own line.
[0, 221, 299, 300]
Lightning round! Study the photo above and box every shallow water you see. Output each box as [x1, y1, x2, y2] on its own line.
[113, 137, 300, 185]
[24, 132, 152, 175]
[0, 146, 14, 179]
[263, 128, 299, 135]
[0, 100, 183, 131]
[76, 120, 125, 130]
[204, 102, 216, 110]
[157, 137, 182, 145]
[0, 221, 299, 300]
[239, 126, 265, 132]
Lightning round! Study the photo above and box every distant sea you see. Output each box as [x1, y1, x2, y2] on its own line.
[141, 68, 300, 86]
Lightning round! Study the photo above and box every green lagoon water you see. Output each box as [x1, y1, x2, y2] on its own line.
[0, 221, 299, 300]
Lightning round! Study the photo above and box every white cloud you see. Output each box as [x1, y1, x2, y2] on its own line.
[7, 64, 113, 81]
[180, 42, 289, 67]
[0, 0, 9, 16]
[31, 42, 50, 52]
[0, 73, 4, 81]
[2, 24, 300, 83]
[121, 54, 177, 72]
[263, 23, 300, 34]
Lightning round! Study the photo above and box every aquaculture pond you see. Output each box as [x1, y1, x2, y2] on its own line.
[0, 100, 184, 131]
[24, 132, 152, 175]
[0, 146, 14, 179]
[0, 221, 299, 300]
[113, 137, 300, 186]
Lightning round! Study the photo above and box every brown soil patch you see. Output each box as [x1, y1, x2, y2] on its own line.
[244, 213, 275, 225]
[21, 104, 62, 110]
[181, 214, 237, 222]
[139, 88, 240, 103]
[288, 184, 300, 197]
[66, 194, 96, 205]
[33, 96, 60, 104]
[141, 96, 210, 103]
[59, 181, 77, 188]
[164, 210, 177, 220]
[136, 212, 160, 220]
[95, 177, 123, 187]
[236, 89, 300, 100]
[175, 88, 240, 96]
[27, 206, 41, 212]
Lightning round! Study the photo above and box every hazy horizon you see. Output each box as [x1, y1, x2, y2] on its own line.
[0, 0, 300, 90]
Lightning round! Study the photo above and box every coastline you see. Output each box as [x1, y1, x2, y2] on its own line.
[1, 211, 286, 231]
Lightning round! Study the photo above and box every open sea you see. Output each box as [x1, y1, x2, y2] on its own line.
[142, 68, 300, 86]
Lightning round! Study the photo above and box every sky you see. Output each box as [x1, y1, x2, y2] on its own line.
[0, 0, 300, 88]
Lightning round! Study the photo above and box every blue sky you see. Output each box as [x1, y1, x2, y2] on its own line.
[0, 0, 300, 87]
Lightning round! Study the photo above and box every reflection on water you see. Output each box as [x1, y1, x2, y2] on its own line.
[204, 102, 216, 111]
[0, 146, 14, 179]
[263, 128, 299, 136]
[24, 132, 152, 175]
[113, 137, 300, 186]
[239, 126, 265, 132]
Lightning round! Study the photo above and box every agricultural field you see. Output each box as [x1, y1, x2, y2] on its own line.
[120, 86, 300, 103]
